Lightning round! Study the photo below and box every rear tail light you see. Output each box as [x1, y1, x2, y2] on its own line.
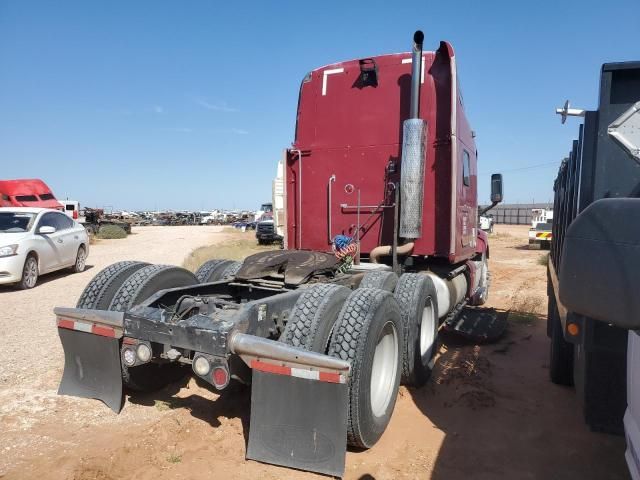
[193, 355, 211, 376]
[123, 348, 136, 366]
[73, 210, 78, 219]
[136, 343, 152, 362]
[212, 366, 230, 390]
[192, 354, 229, 390]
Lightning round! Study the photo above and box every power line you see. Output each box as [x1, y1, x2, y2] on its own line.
[479, 161, 559, 176]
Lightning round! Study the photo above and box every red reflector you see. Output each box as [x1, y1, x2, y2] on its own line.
[57, 318, 75, 330]
[251, 359, 291, 376]
[92, 324, 116, 338]
[318, 371, 342, 384]
[122, 337, 138, 345]
[212, 366, 229, 389]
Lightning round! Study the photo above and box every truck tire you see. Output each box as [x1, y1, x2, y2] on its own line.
[108, 264, 198, 312]
[474, 253, 490, 306]
[328, 288, 403, 448]
[549, 294, 574, 386]
[359, 270, 398, 292]
[220, 261, 242, 279]
[76, 261, 149, 309]
[279, 284, 351, 352]
[394, 274, 439, 387]
[108, 264, 199, 392]
[195, 259, 240, 283]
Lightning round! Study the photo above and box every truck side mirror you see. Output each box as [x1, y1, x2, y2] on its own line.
[490, 174, 503, 203]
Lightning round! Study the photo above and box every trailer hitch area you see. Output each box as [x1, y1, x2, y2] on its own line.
[55, 307, 125, 413]
[229, 332, 351, 477]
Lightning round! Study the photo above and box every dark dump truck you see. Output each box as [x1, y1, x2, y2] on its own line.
[547, 59, 640, 458]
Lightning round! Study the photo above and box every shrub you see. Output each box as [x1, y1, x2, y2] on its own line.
[97, 224, 127, 239]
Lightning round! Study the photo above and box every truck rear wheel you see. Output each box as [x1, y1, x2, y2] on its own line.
[394, 274, 439, 387]
[549, 294, 574, 386]
[328, 288, 403, 448]
[108, 265, 198, 312]
[359, 270, 398, 292]
[108, 265, 199, 392]
[195, 259, 242, 283]
[221, 261, 243, 278]
[76, 261, 149, 309]
[279, 284, 350, 352]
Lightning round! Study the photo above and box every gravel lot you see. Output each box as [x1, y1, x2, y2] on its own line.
[0, 225, 630, 479]
[0, 225, 232, 473]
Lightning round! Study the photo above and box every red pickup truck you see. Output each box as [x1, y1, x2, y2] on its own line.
[0, 179, 63, 210]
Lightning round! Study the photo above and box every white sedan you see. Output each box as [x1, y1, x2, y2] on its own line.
[0, 207, 89, 289]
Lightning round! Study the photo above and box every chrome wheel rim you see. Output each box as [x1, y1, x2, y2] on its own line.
[24, 258, 38, 288]
[370, 321, 399, 418]
[76, 248, 86, 271]
[479, 257, 488, 300]
[420, 298, 436, 358]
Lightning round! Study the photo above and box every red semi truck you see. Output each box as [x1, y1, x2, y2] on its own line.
[53, 31, 502, 476]
[0, 179, 63, 210]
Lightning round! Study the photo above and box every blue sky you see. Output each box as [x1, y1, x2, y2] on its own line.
[1, 1, 639, 211]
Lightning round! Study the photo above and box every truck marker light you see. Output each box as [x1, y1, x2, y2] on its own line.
[136, 344, 152, 363]
[567, 323, 579, 336]
[212, 366, 229, 389]
[123, 348, 136, 366]
[193, 356, 211, 376]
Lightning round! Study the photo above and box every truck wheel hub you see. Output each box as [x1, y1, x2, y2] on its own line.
[370, 321, 399, 417]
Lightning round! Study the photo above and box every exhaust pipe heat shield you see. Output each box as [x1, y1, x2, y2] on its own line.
[400, 118, 427, 239]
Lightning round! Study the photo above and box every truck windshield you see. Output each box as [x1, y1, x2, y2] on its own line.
[0, 212, 36, 232]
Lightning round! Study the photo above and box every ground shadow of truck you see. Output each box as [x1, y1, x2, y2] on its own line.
[409, 308, 628, 480]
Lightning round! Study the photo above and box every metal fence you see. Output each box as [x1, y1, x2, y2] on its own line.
[479, 203, 553, 225]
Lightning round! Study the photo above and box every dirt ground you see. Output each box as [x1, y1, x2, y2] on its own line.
[0, 224, 629, 480]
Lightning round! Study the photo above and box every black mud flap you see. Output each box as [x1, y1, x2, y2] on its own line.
[443, 307, 507, 343]
[57, 328, 124, 413]
[247, 371, 348, 477]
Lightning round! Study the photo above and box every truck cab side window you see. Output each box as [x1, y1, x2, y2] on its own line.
[462, 151, 471, 187]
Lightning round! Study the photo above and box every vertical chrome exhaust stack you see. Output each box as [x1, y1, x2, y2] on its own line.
[409, 30, 424, 119]
[399, 30, 427, 240]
